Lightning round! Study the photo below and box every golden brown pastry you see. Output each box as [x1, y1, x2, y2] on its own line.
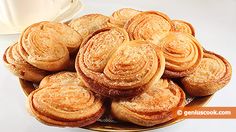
[76, 27, 165, 98]
[109, 8, 141, 27]
[39, 71, 84, 88]
[111, 79, 185, 126]
[27, 86, 105, 127]
[181, 51, 232, 96]
[158, 32, 203, 78]
[172, 20, 195, 36]
[124, 11, 173, 44]
[45, 22, 82, 54]
[69, 14, 109, 40]
[22, 21, 82, 54]
[3, 43, 47, 82]
[18, 21, 71, 71]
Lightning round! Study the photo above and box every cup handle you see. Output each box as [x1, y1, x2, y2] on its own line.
[53, 0, 82, 22]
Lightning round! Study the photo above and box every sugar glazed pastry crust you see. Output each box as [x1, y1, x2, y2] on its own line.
[18, 21, 74, 71]
[158, 32, 203, 78]
[181, 51, 232, 96]
[39, 71, 85, 88]
[69, 14, 109, 40]
[3, 43, 47, 82]
[109, 8, 141, 27]
[27, 86, 105, 127]
[172, 20, 195, 36]
[76, 27, 165, 98]
[124, 11, 173, 44]
[111, 79, 185, 126]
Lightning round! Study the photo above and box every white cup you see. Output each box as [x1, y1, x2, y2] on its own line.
[0, 0, 82, 31]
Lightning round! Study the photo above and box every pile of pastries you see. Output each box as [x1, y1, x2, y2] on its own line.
[3, 8, 232, 127]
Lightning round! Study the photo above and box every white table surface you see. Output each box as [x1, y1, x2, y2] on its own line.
[0, 0, 236, 132]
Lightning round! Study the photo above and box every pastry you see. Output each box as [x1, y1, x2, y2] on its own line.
[172, 20, 195, 36]
[69, 14, 109, 41]
[18, 21, 70, 71]
[39, 71, 84, 88]
[109, 8, 141, 27]
[21, 21, 82, 54]
[44, 22, 82, 54]
[158, 32, 203, 78]
[76, 27, 165, 98]
[3, 43, 47, 82]
[111, 79, 185, 126]
[27, 85, 105, 127]
[124, 11, 173, 44]
[181, 51, 232, 96]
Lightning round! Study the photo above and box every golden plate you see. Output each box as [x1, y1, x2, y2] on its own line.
[19, 79, 213, 131]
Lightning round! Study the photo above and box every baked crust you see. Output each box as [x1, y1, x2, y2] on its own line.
[172, 20, 195, 36]
[76, 27, 165, 98]
[3, 43, 47, 82]
[124, 11, 173, 44]
[111, 79, 185, 126]
[27, 86, 105, 127]
[39, 71, 85, 88]
[109, 8, 141, 27]
[18, 21, 72, 71]
[181, 50, 232, 96]
[158, 32, 203, 78]
[69, 14, 109, 40]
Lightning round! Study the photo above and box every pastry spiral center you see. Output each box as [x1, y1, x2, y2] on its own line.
[125, 12, 172, 44]
[28, 31, 67, 61]
[188, 57, 226, 83]
[120, 79, 181, 112]
[159, 32, 202, 71]
[84, 29, 126, 72]
[34, 87, 94, 111]
[137, 15, 171, 41]
[103, 44, 158, 87]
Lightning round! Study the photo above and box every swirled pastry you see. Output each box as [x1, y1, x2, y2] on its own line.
[69, 14, 109, 40]
[76, 27, 165, 98]
[181, 51, 232, 96]
[172, 20, 195, 36]
[39, 71, 84, 88]
[158, 32, 203, 78]
[109, 8, 141, 27]
[111, 79, 185, 126]
[124, 11, 173, 44]
[27, 86, 105, 127]
[18, 21, 70, 71]
[3, 43, 47, 82]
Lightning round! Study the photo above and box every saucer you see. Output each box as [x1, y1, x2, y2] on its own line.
[0, 0, 82, 35]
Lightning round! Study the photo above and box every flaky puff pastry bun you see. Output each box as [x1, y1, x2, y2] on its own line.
[69, 14, 109, 40]
[76, 27, 165, 98]
[3, 43, 47, 82]
[124, 11, 173, 44]
[157, 32, 203, 78]
[27, 85, 105, 127]
[18, 21, 75, 71]
[39, 71, 85, 88]
[111, 79, 185, 126]
[19, 21, 82, 54]
[109, 8, 141, 27]
[181, 51, 232, 96]
[172, 20, 195, 36]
